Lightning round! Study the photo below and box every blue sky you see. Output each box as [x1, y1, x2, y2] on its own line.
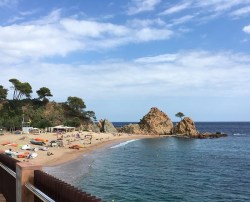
[1, 0, 250, 122]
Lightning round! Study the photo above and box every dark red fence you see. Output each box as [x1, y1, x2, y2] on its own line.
[34, 170, 102, 202]
[0, 154, 20, 202]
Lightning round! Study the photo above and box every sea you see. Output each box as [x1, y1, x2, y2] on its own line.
[45, 122, 250, 202]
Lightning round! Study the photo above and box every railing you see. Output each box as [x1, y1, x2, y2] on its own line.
[34, 170, 101, 202]
[0, 154, 19, 202]
[0, 152, 102, 202]
[0, 153, 19, 172]
[25, 183, 55, 202]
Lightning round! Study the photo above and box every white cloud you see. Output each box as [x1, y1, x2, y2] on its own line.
[26, 9, 61, 25]
[135, 54, 177, 63]
[127, 0, 161, 15]
[0, 10, 173, 64]
[163, 0, 250, 23]
[160, 2, 191, 15]
[60, 19, 130, 38]
[169, 15, 194, 26]
[230, 6, 250, 17]
[0, 23, 82, 60]
[0, 0, 17, 7]
[2, 50, 250, 102]
[128, 18, 166, 28]
[243, 24, 250, 33]
[195, 0, 250, 12]
[134, 28, 172, 41]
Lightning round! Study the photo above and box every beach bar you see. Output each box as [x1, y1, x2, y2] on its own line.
[0, 150, 101, 202]
[47, 125, 75, 133]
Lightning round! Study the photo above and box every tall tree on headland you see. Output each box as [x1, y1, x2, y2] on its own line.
[67, 96, 86, 112]
[19, 82, 32, 99]
[9, 78, 21, 99]
[66, 96, 96, 121]
[9, 79, 32, 100]
[175, 112, 185, 120]
[36, 87, 53, 101]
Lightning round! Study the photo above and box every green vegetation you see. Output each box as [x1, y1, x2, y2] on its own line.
[36, 87, 53, 101]
[175, 112, 185, 120]
[0, 78, 96, 131]
[9, 78, 32, 100]
[0, 85, 8, 100]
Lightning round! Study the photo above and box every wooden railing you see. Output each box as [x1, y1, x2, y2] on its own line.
[34, 170, 101, 202]
[0, 151, 102, 202]
[0, 153, 19, 202]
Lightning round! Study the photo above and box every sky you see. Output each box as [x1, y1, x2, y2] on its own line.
[0, 0, 250, 122]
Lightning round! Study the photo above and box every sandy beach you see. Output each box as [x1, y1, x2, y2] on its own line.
[0, 131, 154, 167]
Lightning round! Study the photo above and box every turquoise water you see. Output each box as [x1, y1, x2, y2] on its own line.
[46, 123, 250, 202]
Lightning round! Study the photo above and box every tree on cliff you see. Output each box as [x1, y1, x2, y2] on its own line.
[67, 96, 86, 112]
[0, 85, 8, 100]
[66, 96, 96, 122]
[36, 87, 53, 101]
[175, 112, 185, 120]
[9, 78, 32, 100]
[84, 110, 97, 122]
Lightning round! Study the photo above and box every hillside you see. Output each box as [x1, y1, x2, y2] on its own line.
[0, 99, 96, 131]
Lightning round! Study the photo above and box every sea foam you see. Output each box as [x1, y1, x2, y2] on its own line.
[110, 139, 138, 149]
[233, 133, 246, 136]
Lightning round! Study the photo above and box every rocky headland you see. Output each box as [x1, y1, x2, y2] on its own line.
[118, 107, 227, 139]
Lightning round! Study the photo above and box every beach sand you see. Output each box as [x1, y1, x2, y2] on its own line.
[0, 131, 154, 167]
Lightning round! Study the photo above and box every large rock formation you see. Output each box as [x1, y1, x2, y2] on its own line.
[98, 119, 117, 133]
[119, 107, 173, 135]
[118, 124, 142, 134]
[119, 108, 227, 138]
[171, 117, 199, 137]
[139, 107, 173, 135]
[172, 117, 227, 138]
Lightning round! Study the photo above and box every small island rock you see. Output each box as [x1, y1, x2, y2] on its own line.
[98, 119, 117, 133]
[171, 117, 199, 137]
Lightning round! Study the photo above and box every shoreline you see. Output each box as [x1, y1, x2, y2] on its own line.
[0, 130, 227, 168]
[0, 131, 156, 167]
[44, 134, 154, 167]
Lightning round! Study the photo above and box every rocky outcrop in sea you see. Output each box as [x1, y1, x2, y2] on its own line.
[119, 107, 173, 135]
[172, 117, 199, 137]
[172, 117, 227, 138]
[139, 107, 173, 135]
[119, 107, 227, 139]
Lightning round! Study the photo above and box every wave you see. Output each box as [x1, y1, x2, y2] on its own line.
[233, 133, 247, 136]
[110, 139, 138, 149]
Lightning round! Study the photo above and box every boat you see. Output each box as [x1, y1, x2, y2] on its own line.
[17, 152, 29, 158]
[30, 140, 46, 146]
[34, 138, 48, 142]
[5, 149, 18, 157]
[2, 142, 18, 147]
